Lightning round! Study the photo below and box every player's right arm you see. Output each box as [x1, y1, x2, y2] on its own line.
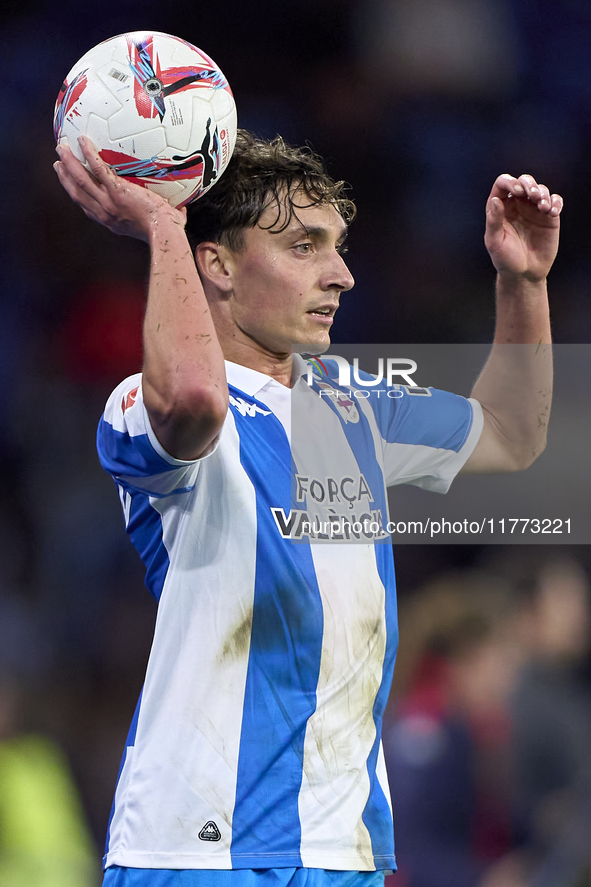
[54, 136, 228, 460]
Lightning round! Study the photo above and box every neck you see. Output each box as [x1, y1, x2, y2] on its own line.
[224, 341, 294, 387]
[207, 290, 294, 387]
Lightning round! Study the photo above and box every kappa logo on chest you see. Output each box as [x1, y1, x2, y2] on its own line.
[229, 395, 272, 418]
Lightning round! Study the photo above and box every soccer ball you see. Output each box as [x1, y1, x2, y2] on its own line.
[53, 31, 237, 207]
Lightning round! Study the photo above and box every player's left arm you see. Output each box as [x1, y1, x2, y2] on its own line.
[462, 173, 563, 473]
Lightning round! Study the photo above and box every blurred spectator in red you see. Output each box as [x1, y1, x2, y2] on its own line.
[383, 573, 520, 887]
[58, 280, 144, 388]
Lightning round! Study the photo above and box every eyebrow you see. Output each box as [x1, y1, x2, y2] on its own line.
[280, 222, 348, 244]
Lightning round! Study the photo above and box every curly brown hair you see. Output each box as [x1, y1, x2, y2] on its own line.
[185, 129, 356, 252]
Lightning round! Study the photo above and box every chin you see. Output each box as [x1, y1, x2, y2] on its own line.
[292, 332, 331, 356]
[299, 342, 329, 356]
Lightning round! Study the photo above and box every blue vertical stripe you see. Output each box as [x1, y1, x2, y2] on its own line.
[229, 397, 324, 867]
[118, 484, 171, 602]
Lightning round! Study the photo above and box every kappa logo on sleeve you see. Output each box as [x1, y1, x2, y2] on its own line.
[229, 395, 271, 418]
[121, 386, 139, 413]
[198, 820, 221, 841]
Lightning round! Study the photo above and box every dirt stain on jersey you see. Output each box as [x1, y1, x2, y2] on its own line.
[219, 607, 253, 663]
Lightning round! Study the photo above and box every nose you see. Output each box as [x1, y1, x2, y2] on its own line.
[322, 252, 355, 293]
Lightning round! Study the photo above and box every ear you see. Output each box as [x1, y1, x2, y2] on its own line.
[194, 242, 235, 293]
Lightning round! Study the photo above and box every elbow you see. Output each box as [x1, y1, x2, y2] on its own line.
[526, 432, 548, 469]
[144, 381, 228, 459]
[148, 382, 227, 427]
[182, 384, 229, 429]
[479, 406, 549, 473]
[508, 433, 548, 472]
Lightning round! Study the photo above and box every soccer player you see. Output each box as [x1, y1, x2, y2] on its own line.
[53, 130, 562, 887]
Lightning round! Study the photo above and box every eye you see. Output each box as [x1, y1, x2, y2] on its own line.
[294, 242, 313, 254]
[337, 243, 349, 256]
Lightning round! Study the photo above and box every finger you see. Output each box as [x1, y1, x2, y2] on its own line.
[485, 194, 506, 238]
[56, 142, 99, 184]
[549, 193, 564, 217]
[56, 143, 110, 203]
[53, 159, 105, 218]
[535, 183, 552, 212]
[55, 142, 91, 179]
[77, 135, 119, 188]
[516, 174, 542, 202]
[490, 173, 526, 201]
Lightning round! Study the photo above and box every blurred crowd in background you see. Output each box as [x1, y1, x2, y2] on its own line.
[1, 0, 591, 884]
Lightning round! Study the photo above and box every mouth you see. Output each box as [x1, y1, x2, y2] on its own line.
[307, 305, 337, 324]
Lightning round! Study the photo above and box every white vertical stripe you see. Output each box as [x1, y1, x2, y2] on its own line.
[106, 416, 259, 869]
[106, 746, 136, 856]
[298, 543, 387, 870]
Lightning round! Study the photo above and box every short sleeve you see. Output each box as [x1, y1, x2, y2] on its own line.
[97, 374, 209, 497]
[374, 387, 483, 492]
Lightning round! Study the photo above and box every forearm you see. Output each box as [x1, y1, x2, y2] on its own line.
[142, 211, 228, 458]
[468, 274, 552, 471]
[53, 138, 228, 458]
[492, 273, 551, 345]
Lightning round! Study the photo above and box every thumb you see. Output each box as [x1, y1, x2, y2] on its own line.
[485, 195, 506, 249]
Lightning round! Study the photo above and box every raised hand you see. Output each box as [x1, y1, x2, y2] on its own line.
[53, 135, 186, 243]
[484, 173, 563, 282]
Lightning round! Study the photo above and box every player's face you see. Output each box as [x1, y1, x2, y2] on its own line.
[223, 196, 355, 355]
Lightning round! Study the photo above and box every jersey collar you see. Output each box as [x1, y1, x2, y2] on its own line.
[224, 354, 309, 397]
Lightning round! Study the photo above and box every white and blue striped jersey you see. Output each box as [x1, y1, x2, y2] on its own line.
[97, 356, 483, 873]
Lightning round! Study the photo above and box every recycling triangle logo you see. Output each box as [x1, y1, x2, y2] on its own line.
[199, 820, 221, 842]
